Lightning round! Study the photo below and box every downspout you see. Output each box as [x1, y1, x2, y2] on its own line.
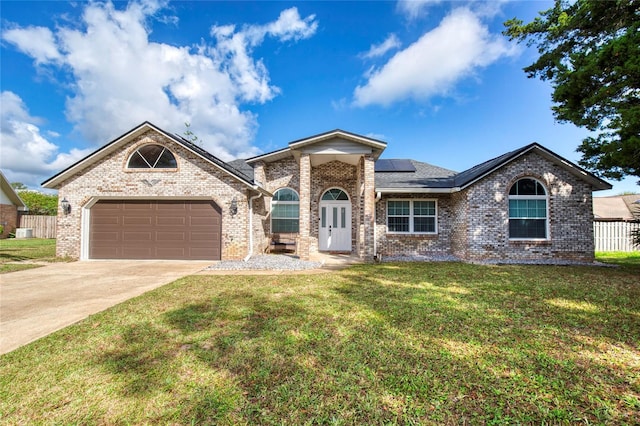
[244, 191, 263, 262]
[374, 191, 381, 260]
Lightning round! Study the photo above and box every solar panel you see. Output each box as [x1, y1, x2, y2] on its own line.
[375, 159, 416, 172]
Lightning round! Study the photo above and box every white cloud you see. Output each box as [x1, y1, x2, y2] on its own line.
[396, 0, 443, 19]
[0, 91, 92, 187]
[360, 34, 401, 59]
[353, 8, 517, 107]
[2, 25, 62, 64]
[2, 1, 318, 161]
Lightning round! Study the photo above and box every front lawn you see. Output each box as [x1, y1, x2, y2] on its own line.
[0, 238, 60, 273]
[1, 261, 638, 424]
[597, 251, 640, 267]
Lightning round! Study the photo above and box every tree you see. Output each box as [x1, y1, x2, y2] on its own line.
[10, 182, 28, 190]
[504, 0, 640, 184]
[183, 122, 201, 146]
[17, 190, 58, 215]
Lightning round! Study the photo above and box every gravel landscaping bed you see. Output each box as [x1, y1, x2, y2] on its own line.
[206, 255, 323, 271]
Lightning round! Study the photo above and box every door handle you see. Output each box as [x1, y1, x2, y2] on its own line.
[328, 225, 331, 236]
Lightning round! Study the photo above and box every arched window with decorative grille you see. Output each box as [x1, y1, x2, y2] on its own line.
[127, 145, 177, 169]
[508, 178, 548, 239]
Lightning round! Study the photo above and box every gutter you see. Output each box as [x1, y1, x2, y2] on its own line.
[375, 187, 461, 194]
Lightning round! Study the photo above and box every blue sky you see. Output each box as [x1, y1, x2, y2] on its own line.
[1, 0, 636, 195]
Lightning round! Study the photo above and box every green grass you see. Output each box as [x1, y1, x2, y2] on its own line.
[1, 262, 639, 424]
[597, 251, 640, 267]
[0, 238, 61, 273]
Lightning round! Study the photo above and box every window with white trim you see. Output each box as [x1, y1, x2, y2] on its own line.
[387, 199, 437, 234]
[271, 188, 300, 233]
[508, 178, 548, 239]
[127, 144, 177, 169]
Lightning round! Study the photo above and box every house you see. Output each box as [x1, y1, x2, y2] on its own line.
[0, 170, 28, 238]
[42, 121, 612, 263]
[593, 195, 640, 222]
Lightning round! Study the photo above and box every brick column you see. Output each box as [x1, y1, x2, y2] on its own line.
[363, 154, 376, 260]
[298, 153, 311, 260]
[253, 161, 266, 187]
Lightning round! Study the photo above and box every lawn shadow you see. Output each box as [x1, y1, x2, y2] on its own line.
[330, 262, 640, 422]
[91, 266, 638, 424]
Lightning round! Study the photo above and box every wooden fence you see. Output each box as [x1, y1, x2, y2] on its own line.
[594, 221, 640, 252]
[17, 215, 57, 239]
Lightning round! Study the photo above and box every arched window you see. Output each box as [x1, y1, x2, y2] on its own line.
[271, 188, 299, 233]
[127, 145, 177, 169]
[508, 178, 548, 239]
[321, 188, 349, 200]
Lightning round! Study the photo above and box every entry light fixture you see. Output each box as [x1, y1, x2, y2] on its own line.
[230, 197, 238, 216]
[61, 197, 71, 215]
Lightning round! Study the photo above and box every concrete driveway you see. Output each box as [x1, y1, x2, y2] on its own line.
[0, 260, 211, 355]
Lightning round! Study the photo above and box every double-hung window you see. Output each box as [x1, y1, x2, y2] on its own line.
[508, 178, 548, 239]
[387, 200, 437, 234]
[271, 188, 300, 233]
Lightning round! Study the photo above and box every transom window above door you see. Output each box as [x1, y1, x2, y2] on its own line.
[321, 188, 349, 200]
[127, 145, 177, 169]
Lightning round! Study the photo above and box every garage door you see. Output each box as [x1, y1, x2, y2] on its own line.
[89, 200, 221, 260]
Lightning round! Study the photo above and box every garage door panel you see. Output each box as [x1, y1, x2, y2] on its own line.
[156, 247, 187, 257]
[156, 232, 186, 241]
[190, 216, 220, 226]
[123, 232, 153, 242]
[190, 232, 219, 241]
[157, 216, 186, 226]
[189, 247, 220, 258]
[90, 200, 221, 260]
[158, 203, 188, 211]
[123, 217, 153, 226]
[91, 231, 120, 243]
[92, 216, 120, 225]
[122, 247, 154, 258]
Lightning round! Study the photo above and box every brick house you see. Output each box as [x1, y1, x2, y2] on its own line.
[1, 170, 27, 238]
[42, 121, 611, 262]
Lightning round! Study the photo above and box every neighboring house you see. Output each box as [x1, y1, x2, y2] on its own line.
[0, 170, 28, 238]
[42, 121, 611, 262]
[593, 195, 640, 222]
[592, 194, 640, 252]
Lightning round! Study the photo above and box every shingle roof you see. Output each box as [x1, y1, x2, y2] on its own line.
[374, 143, 611, 192]
[375, 159, 457, 190]
[172, 134, 255, 184]
[227, 159, 255, 181]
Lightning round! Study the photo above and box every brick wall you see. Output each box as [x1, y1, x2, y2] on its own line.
[375, 193, 455, 257]
[55, 130, 252, 260]
[460, 151, 595, 262]
[0, 204, 18, 238]
[374, 152, 597, 262]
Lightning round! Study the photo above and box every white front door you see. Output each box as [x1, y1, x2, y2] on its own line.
[319, 196, 351, 251]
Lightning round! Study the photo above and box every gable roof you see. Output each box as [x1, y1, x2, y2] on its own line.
[594, 194, 640, 221]
[0, 170, 27, 210]
[42, 121, 265, 193]
[246, 129, 387, 164]
[375, 143, 612, 193]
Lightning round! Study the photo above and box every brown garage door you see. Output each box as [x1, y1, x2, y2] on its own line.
[90, 200, 221, 260]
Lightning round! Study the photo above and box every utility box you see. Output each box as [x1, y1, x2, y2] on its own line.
[15, 228, 33, 239]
